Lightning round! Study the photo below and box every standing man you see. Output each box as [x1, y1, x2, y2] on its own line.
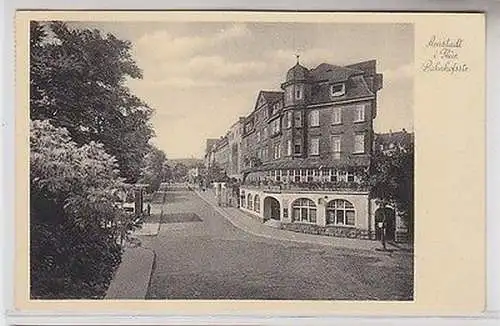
[378, 212, 387, 250]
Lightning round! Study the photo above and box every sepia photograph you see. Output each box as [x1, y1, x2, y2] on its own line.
[28, 19, 415, 301]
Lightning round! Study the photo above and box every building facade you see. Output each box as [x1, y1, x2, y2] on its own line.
[227, 118, 245, 180]
[207, 59, 411, 242]
[238, 59, 388, 240]
[204, 138, 218, 169]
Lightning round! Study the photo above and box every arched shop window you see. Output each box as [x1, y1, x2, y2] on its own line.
[326, 199, 355, 226]
[247, 193, 253, 210]
[254, 194, 260, 213]
[291, 198, 317, 223]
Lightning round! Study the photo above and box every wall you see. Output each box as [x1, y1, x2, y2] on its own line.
[239, 187, 370, 229]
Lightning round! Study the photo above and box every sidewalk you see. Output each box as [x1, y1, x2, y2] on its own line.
[135, 203, 163, 236]
[195, 189, 412, 253]
[105, 191, 166, 299]
[105, 245, 155, 299]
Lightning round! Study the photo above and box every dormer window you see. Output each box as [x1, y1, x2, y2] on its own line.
[330, 84, 346, 97]
[244, 120, 254, 134]
[271, 102, 281, 116]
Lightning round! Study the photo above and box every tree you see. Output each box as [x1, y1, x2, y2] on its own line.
[30, 120, 133, 298]
[369, 145, 414, 237]
[30, 21, 154, 182]
[172, 163, 189, 182]
[138, 146, 167, 192]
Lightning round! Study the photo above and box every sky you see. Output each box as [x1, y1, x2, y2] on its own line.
[70, 22, 414, 159]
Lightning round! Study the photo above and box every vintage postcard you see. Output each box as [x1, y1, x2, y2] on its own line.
[14, 11, 485, 315]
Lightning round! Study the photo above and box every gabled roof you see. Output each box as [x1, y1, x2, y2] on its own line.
[254, 90, 284, 110]
[309, 63, 364, 83]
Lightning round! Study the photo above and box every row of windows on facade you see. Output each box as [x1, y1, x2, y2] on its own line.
[241, 195, 355, 226]
[285, 83, 346, 103]
[247, 169, 360, 183]
[249, 134, 366, 162]
[244, 103, 366, 135]
[252, 85, 346, 125]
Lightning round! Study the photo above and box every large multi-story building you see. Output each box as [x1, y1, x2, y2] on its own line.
[239, 59, 384, 240]
[206, 59, 410, 241]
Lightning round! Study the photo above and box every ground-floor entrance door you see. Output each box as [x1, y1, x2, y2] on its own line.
[263, 197, 281, 220]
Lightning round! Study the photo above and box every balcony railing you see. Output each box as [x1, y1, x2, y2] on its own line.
[241, 180, 370, 192]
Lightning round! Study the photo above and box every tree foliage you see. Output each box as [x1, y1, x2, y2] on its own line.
[369, 145, 414, 234]
[30, 21, 154, 182]
[30, 120, 133, 298]
[29, 21, 155, 298]
[138, 146, 167, 192]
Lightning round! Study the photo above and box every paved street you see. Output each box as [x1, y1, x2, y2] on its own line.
[140, 186, 413, 300]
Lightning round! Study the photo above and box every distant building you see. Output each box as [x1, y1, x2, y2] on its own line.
[227, 117, 245, 180]
[204, 139, 218, 168]
[213, 136, 230, 173]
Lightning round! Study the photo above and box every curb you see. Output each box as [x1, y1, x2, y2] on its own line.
[105, 246, 155, 299]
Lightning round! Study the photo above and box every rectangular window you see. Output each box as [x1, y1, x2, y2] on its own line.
[332, 136, 341, 153]
[330, 84, 346, 97]
[332, 107, 342, 124]
[294, 111, 302, 128]
[275, 170, 281, 182]
[256, 131, 261, 142]
[287, 139, 292, 156]
[270, 118, 281, 135]
[294, 169, 300, 182]
[294, 139, 302, 155]
[338, 171, 347, 182]
[347, 171, 355, 182]
[309, 110, 320, 127]
[354, 134, 365, 153]
[309, 137, 320, 156]
[273, 143, 281, 160]
[286, 111, 292, 128]
[354, 104, 365, 122]
[286, 87, 293, 103]
[295, 84, 304, 100]
[330, 171, 338, 182]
